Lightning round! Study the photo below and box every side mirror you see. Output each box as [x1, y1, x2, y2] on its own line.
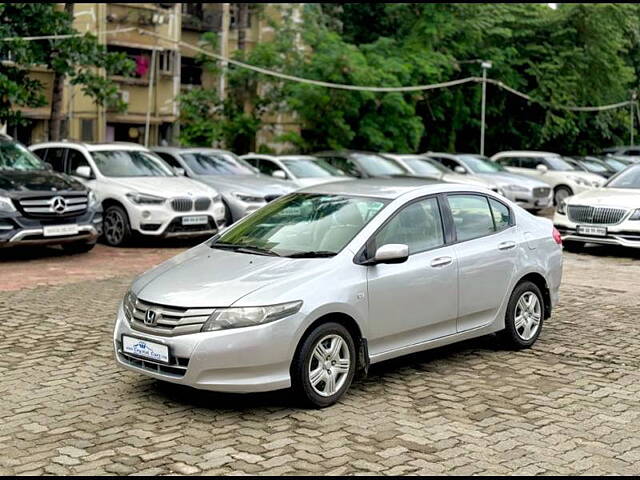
[272, 169, 287, 180]
[173, 167, 186, 176]
[75, 166, 93, 179]
[373, 244, 409, 265]
[454, 166, 467, 174]
[536, 164, 548, 173]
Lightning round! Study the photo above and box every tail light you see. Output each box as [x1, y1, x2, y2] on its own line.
[552, 227, 563, 245]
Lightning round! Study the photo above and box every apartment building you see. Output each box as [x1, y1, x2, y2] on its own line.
[7, 3, 300, 151]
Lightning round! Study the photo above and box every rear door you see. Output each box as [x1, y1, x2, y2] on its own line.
[446, 193, 519, 332]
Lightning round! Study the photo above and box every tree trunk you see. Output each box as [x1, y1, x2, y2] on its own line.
[49, 3, 74, 141]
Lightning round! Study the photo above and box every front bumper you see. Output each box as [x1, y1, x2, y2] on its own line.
[113, 305, 298, 393]
[554, 214, 640, 248]
[128, 201, 226, 238]
[0, 209, 101, 248]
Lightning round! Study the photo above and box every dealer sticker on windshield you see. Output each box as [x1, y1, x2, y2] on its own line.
[122, 335, 169, 363]
[577, 225, 607, 237]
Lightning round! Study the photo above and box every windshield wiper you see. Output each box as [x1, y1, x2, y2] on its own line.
[285, 251, 337, 258]
[211, 243, 281, 257]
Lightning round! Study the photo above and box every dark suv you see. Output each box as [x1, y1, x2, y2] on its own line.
[0, 135, 102, 253]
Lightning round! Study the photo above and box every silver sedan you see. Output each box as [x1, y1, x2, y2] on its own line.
[114, 179, 563, 408]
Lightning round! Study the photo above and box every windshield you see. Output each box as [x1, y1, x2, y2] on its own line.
[400, 156, 447, 176]
[547, 156, 576, 171]
[354, 153, 407, 176]
[606, 165, 640, 189]
[282, 158, 346, 178]
[604, 158, 629, 172]
[579, 159, 609, 173]
[212, 193, 388, 257]
[181, 151, 255, 175]
[0, 141, 46, 171]
[91, 150, 173, 177]
[458, 155, 505, 173]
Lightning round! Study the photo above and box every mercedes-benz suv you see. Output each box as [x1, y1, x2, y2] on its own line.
[0, 134, 101, 253]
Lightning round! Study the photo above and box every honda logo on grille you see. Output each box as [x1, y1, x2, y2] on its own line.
[51, 196, 67, 214]
[144, 310, 158, 326]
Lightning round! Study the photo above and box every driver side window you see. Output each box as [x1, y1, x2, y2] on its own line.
[374, 197, 444, 255]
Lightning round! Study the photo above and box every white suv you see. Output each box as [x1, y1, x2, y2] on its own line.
[491, 151, 606, 205]
[30, 142, 226, 246]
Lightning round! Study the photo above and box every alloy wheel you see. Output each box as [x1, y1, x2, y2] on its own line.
[104, 209, 125, 245]
[308, 334, 351, 397]
[514, 291, 541, 341]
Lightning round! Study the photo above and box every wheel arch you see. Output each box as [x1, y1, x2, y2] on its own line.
[515, 272, 552, 319]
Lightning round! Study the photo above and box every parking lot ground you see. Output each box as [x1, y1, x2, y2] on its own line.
[1, 243, 640, 475]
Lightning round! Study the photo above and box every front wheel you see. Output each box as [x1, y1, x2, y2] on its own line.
[291, 322, 356, 408]
[103, 205, 131, 247]
[498, 281, 544, 349]
[554, 186, 573, 206]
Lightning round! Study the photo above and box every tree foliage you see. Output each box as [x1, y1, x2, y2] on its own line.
[0, 3, 134, 138]
[184, 3, 640, 154]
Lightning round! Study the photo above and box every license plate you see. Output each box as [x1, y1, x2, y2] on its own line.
[122, 335, 170, 363]
[182, 215, 208, 226]
[577, 225, 607, 237]
[43, 224, 79, 237]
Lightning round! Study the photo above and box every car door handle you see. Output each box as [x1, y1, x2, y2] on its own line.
[498, 241, 516, 251]
[431, 256, 453, 268]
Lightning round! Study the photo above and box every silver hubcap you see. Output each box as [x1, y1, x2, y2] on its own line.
[514, 291, 541, 341]
[555, 188, 570, 205]
[308, 334, 351, 397]
[104, 209, 125, 245]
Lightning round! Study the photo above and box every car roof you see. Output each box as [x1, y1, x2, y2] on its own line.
[492, 150, 560, 158]
[152, 146, 235, 156]
[296, 178, 484, 200]
[30, 141, 150, 152]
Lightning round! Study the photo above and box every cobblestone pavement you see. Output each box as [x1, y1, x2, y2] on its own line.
[1, 243, 640, 475]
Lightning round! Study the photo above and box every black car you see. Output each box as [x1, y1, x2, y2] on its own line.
[0, 134, 101, 253]
[312, 151, 411, 178]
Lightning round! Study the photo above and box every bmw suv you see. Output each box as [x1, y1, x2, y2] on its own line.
[0, 134, 101, 253]
[30, 142, 227, 247]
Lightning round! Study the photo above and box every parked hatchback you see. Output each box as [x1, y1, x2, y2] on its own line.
[114, 179, 563, 407]
[153, 147, 294, 224]
[30, 142, 226, 246]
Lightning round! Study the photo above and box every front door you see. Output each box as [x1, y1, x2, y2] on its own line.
[366, 196, 458, 357]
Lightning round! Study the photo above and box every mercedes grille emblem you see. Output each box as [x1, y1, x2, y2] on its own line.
[51, 196, 67, 214]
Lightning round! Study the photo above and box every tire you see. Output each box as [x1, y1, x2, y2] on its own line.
[62, 241, 96, 254]
[498, 281, 544, 350]
[103, 205, 132, 247]
[553, 186, 573, 206]
[291, 322, 356, 408]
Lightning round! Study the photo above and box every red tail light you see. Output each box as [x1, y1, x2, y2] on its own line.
[552, 227, 563, 245]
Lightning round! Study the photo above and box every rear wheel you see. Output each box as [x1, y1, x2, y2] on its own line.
[103, 205, 131, 247]
[291, 322, 356, 408]
[498, 281, 544, 349]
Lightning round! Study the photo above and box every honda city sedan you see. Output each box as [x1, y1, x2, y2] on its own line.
[114, 179, 563, 408]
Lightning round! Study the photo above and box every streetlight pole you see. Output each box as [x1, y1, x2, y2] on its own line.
[480, 60, 492, 156]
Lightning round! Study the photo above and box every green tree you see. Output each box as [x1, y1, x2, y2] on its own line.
[0, 3, 134, 140]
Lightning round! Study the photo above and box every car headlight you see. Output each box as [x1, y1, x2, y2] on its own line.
[201, 301, 303, 332]
[569, 176, 590, 187]
[0, 196, 16, 213]
[592, 180, 603, 187]
[629, 209, 640, 221]
[213, 194, 223, 203]
[556, 200, 567, 215]
[126, 192, 166, 205]
[232, 192, 265, 203]
[88, 191, 99, 209]
[123, 290, 137, 319]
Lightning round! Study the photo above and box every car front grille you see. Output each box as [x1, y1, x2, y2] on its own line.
[126, 298, 214, 337]
[568, 205, 628, 225]
[194, 197, 211, 211]
[533, 187, 551, 198]
[17, 194, 88, 219]
[170, 197, 193, 212]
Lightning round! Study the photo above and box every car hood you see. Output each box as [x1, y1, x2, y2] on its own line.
[0, 169, 86, 194]
[294, 177, 350, 188]
[475, 172, 549, 188]
[109, 176, 216, 197]
[193, 174, 294, 196]
[132, 244, 326, 308]
[567, 187, 640, 209]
